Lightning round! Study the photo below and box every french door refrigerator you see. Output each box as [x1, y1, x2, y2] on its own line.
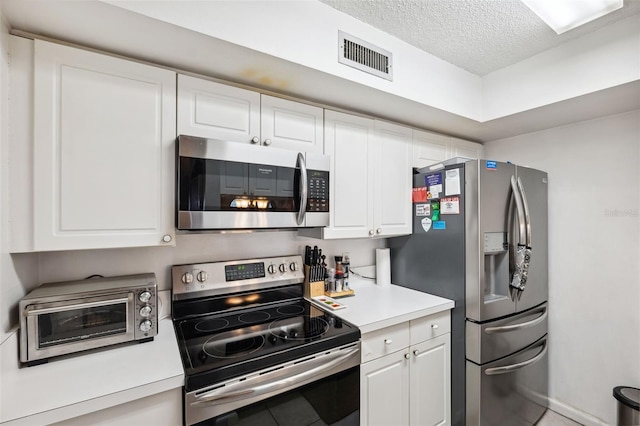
[389, 159, 548, 426]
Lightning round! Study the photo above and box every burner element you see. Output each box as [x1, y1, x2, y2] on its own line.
[203, 334, 266, 359]
[276, 305, 305, 315]
[268, 316, 329, 341]
[238, 311, 271, 324]
[194, 318, 230, 333]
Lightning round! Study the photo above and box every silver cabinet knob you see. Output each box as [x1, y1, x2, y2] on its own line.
[368, 229, 374, 236]
[251, 136, 260, 144]
[263, 138, 272, 146]
[384, 339, 393, 345]
[162, 234, 172, 243]
[404, 353, 410, 360]
[431, 324, 439, 329]
[413, 350, 420, 356]
[376, 228, 381, 234]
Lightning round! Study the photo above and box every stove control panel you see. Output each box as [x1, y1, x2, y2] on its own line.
[171, 255, 304, 299]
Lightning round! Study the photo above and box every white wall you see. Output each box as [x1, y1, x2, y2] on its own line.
[484, 110, 640, 426]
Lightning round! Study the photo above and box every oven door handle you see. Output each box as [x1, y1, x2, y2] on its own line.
[191, 345, 359, 407]
[25, 297, 130, 316]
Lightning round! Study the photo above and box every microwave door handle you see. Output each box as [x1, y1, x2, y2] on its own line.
[517, 177, 532, 248]
[296, 152, 308, 226]
[25, 297, 130, 316]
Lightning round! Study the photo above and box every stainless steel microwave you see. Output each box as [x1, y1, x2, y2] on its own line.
[177, 135, 330, 230]
[19, 274, 158, 366]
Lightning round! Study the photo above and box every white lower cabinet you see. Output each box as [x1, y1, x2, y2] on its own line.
[360, 312, 451, 426]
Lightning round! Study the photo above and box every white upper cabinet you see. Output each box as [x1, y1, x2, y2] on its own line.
[177, 75, 323, 153]
[449, 137, 484, 160]
[374, 120, 413, 237]
[300, 111, 411, 239]
[412, 129, 449, 169]
[412, 130, 484, 169]
[12, 39, 177, 252]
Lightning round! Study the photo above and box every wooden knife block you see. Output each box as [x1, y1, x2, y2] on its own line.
[303, 265, 325, 298]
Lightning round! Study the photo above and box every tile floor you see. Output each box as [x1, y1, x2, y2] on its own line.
[537, 409, 583, 426]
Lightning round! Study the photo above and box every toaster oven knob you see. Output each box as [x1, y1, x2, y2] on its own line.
[289, 262, 298, 272]
[267, 264, 276, 275]
[138, 291, 152, 303]
[181, 272, 194, 284]
[197, 271, 208, 282]
[278, 263, 287, 273]
[139, 319, 152, 333]
[139, 305, 152, 317]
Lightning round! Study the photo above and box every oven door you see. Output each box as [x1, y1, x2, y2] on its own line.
[186, 343, 360, 426]
[177, 135, 329, 230]
[22, 292, 135, 363]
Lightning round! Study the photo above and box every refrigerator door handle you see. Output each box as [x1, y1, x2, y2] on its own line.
[517, 177, 532, 248]
[510, 176, 526, 246]
[484, 306, 547, 334]
[484, 339, 547, 376]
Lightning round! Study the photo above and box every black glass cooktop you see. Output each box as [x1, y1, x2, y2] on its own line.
[173, 288, 360, 392]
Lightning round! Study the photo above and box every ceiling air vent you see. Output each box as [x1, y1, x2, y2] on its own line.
[338, 31, 393, 81]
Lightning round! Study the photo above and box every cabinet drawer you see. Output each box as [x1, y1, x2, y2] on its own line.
[361, 322, 410, 363]
[410, 311, 451, 345]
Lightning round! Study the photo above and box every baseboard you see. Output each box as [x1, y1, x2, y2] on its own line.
[548, 397, 609, 426]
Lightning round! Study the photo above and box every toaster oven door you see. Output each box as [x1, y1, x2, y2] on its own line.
[22, 292, 136, 363]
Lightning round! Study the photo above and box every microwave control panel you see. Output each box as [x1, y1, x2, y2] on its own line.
[307, 170, 329, 212]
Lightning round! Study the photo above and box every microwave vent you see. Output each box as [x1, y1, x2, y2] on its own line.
[338, 31, 393, 81]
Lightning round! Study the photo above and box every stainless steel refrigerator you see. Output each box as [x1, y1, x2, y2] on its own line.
[389, 159, 548, 426]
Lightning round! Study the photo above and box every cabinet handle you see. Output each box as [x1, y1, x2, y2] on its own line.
[404, 353, 410, 360]
[368, 229, 374, 236]
[413, 350, 419, 356]
[251, 136, 260, 144]
[431, 324, 439, 329]
[263, 139, 272, 146]
[162, 234, 172, 243]
[384, 339, 392, 345]
[376, 228, 381, 234]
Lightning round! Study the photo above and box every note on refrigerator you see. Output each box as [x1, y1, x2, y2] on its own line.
[445, 168, 461, 195]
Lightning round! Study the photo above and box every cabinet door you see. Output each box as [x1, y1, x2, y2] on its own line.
[449, 137, 484, 160]
[374, 121, 412, 237]
[361, 350, 410, 426]
[177, 74, 260, 143]
[412, 130, 449, 169]
[33, 40, 176, 250]
[260, 95, 323, 153]
[410, 334, 451, 426]
[323, 110, 374, 239]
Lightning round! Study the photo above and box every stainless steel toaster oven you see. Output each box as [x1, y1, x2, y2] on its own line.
[19, 273, 158, 366]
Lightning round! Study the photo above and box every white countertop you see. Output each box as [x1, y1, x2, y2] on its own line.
[324, 276, 454, 334]
[0, 317, 184, 426]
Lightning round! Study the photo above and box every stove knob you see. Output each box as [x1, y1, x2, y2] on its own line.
[138, 290, 152, 303]
[289, 262, 299, 272]
[197, 271, 208, 283]
[139, 305, 152, 317]
[139, 319, 152, 333]
[289, 329, 298, 338]
[279, 263, 287, 273]
[182, 272, 194, 284]
[268, 335, 278, 345]
[267, 264, 276, 274]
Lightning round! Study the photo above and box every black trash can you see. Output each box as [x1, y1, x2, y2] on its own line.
[613, 386, 640, 425]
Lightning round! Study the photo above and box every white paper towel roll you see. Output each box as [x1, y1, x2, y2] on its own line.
[376, 248, 391, 286]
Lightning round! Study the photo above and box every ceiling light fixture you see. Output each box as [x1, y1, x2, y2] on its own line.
[521, 0, 624, 34]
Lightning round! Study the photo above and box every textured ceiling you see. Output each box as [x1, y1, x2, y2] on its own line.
[319, 0, 640, 76]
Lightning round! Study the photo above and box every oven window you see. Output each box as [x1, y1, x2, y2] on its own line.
[198, 366, 359, 426]
[37, 304, 127, 348]
[179, 157, 299, 213]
